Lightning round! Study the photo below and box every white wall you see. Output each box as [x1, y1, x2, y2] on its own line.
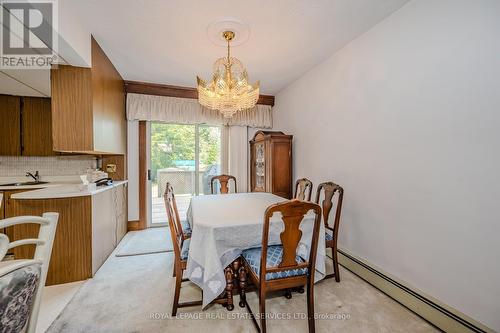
[273, 0, 500, 330]
[58, 0, 92, 66]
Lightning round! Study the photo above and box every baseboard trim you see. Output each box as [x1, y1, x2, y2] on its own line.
[127, 220, 141, 231]
[336, 249, 494, 333]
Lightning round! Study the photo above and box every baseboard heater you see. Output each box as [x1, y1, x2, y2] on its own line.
[333, 249, 493, 333]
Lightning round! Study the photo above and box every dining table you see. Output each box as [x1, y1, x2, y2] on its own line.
[185, 192, 326, 309]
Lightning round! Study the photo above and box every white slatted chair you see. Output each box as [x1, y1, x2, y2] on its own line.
[0, 213, 59, 333]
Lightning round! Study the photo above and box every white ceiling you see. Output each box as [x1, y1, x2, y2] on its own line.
[0, 0, 410, 97]
[71, 0, 410, 95]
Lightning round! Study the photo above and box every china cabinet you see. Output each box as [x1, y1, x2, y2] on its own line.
[249, 131, 293, 198]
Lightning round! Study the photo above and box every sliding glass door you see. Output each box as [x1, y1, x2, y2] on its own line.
[149, 123, 222, 226]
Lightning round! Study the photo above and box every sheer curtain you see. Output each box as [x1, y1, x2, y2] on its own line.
[227, 126, 249, 192]
[127, 93, 272, 128]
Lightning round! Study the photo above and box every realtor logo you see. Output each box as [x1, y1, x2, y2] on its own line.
[1, 0, 58, 68]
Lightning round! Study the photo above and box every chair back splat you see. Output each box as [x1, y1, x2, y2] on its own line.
[294, 178, 313, 201]
[261, 200, 322, 280]
[211, 174, 237, 194]
[315, 181, 344, 282]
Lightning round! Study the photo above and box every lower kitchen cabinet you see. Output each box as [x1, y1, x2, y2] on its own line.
[2, 189, 30, 243]
[6, 183, 127, 285]
[91, 183, 127, 274]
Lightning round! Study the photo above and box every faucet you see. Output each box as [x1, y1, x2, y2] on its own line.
[26, 171, 40, 182]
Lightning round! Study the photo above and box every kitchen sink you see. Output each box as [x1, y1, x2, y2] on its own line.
[0, 181, 49, 186]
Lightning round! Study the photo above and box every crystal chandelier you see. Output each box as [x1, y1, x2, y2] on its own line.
[197, 31, 260, 118]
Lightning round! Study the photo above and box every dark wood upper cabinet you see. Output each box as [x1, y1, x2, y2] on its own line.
[0, 95, 54, 156]
[250, 131, 293, 199]
[51, 37, 126, 155]
[0, 95, 21, 156]
[22, 97, 55, 156]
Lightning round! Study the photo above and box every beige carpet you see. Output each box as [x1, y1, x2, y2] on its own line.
[48, 245, 438, 332]
[115, 228, 173, 257]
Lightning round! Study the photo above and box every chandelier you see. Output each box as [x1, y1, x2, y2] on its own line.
[197, 30, 260, 118]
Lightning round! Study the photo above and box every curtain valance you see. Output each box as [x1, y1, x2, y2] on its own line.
[126, 93, 272, 128]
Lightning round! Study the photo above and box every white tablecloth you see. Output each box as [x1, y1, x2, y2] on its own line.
[186, 192, 326, 308]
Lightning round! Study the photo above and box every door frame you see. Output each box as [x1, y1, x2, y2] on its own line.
[135, 120, 148, 231]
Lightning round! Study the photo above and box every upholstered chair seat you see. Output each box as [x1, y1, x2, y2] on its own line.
[242, 245, 308, 281]
[0, 262, 42, 333]
[181, 221, 192, 238]
[180, 238, 191, 261]
[0, 214, 59, 333]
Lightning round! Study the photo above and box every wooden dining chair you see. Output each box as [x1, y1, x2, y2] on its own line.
[211, 174, 237, 194]
[164, 183, 201, 316]
[164, 183, 192, 242]
[294, 178, 313, 201]
[241, 200, 322, 333]
[315, 182, 344, 282]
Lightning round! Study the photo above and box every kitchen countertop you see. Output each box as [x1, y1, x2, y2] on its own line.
[4, 181, 128, 200]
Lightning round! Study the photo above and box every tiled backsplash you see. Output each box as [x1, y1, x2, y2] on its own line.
[0, 156, 97, 177]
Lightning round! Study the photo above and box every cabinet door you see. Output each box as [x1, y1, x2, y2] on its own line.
[115, 184, 128, 242]
[3, 190, 29, 253]
[4, 190, 27, 217]
[22, 97, 55, 156]
[254, 142, 266, 192]
[0, 95, 21, 155]
[51, 65, 94, 152]
[91, 37, 126, 155]
[91, 189, 116, 274]
[8, 196, 93, 285]
[271, 141, 292, 199]
[0, 192, 4, 234]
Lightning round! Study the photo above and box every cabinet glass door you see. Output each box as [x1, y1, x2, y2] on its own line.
[255, 143, 265, 191]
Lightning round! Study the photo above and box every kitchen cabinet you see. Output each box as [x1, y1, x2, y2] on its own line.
[0, 95, 21, 155]
[250, 131, 293, 199]
[22, 97, 55, 156]
[7, 195, 93, 285]
[3, 189, 30, 252]
[92, 183, 127, 274]
[0, 95, 55, 156]
[6, 182, 128, 285]
[0, 192, 4, 236]
[50, 37, 126, 154]
[0, 191, 3, 220]
[4, 189, 33, 219]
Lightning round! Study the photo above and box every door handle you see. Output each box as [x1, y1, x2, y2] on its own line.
[147, 169, 151, 181]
